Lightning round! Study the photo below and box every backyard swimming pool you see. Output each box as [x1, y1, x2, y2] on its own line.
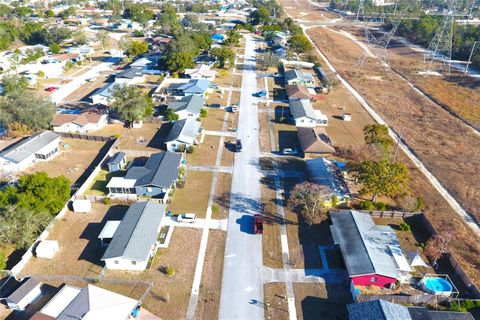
[420, 277, 453, 296]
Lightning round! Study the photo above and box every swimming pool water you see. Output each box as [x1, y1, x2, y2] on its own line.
[424, 277, 452, 293]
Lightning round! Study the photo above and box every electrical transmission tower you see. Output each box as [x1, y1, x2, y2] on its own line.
[354, 3, 406, 77]
[423, 0, 458, 76]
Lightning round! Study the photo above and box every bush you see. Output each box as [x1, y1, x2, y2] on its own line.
[165, 266, 174, 277]
[331, 195, 338, 208]
[103, 197, 111, 205]
[359, 200, 375, 210]
[176, 180, 185, 189]
[186, 146, 194, 153]
[415, 196, 425, 211]
[374, 201, 387, 211]
[200, 108, 208, 118]
[399, 222, 411, 232]
[0, 251, 6, 271]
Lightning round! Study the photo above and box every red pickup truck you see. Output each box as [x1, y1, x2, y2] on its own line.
[253, 214, 264, 234]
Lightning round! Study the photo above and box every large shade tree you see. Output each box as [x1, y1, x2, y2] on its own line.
[111, 85, 152, 126]
[289, 182, 331, 226]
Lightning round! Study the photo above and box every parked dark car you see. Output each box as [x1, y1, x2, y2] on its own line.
[253, 214, 264, 234]
[235, 139, 242, 152]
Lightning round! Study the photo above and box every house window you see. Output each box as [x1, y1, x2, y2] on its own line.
[131, 261, 137, 265]
[114, 260, 119, 264]
[370, 277, 377, 283]
[147, 187, 153, 192]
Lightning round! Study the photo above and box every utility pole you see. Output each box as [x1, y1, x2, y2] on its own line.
[464, 41, 478, 74]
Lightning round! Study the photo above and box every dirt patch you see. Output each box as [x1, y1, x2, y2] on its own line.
[202, 108, 227, 131]
[264, 282, 289, 320]
[261, 174, 284, 269]
[186, 135, 220, 166]
[22, 203, 123, 277]
[24, 138, 106, 184]
[195, 230, 226, 320]
[168, 171, 213, 219]
[293, 283, 353, 320]
[213, 173, 232, 220]
[258, 111, 272, 153]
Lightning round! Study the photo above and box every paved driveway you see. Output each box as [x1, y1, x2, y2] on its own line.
[218, 35, 264, 320]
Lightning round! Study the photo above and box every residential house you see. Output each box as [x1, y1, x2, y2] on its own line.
[285, 85, 312, 102]
[101, 202, 166, 270]
[35, 284, 138, 319]
[284, 69, 315, 86]
[0, 131, 60, 172]
[107, 152, 127, 173]
[184, 64, 216, 81]
[90, 82, 116, 105]
[0, 277, 42, 311]
[51, 111, 108, 133]
[130, 57, 152, 69]
[297, 127, 335, 156]
[114, 67, 144, 85]
[166, 79, 210, 97]
[305, 157, 349, 204]
[66, 45, 94, 56]
[348, 299, 475, 320]
[106, 151, 183, 199]
[289, 99, 328, 127]
[331, 210, 412, 288]
[164, 118, 201, 152]
[211, 33, 225, 44]
[167, 94, 205, 119]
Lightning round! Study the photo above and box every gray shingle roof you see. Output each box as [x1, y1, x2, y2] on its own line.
[108, 152, 126, 166]
[6, 277, 40, 304]
[0, 131, 59, 164]
[177, 79, 210, 93]
[284, 69, 314, 83]
[116, 67, 144, 79]
[289, 99, 316, 120]
[330, 210, 401, 279]
[409, 307, 475, 320]
[165, 118, 201, 143]
[305, 157, 349, 199]
[126, 152, 182, 188]
[101, 202, 166, 261]
[168, 95, 204, 114]
[57, 286, 89, 320]
[348, 300, 412, 320]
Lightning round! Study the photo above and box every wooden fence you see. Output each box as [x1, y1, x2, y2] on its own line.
[357, 294, 448, 305]
[59, 132, 115, 142]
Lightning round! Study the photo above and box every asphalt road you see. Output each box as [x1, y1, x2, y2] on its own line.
[218, 34, 265, 320]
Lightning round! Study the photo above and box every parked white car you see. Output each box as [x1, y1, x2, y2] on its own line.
[231, 105, 239, 112]
[177, 213, 197, 223]
[282, 148, 298, 155]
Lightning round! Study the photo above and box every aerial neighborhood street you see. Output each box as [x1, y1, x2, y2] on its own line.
[0, 1, 480, 320]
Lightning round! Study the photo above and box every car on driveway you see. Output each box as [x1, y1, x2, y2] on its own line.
[177, 213, 197, 223]
[210, 103, 222, 108]
[45, 86, 58, 92]
[253, 214, 264, 234]
[210, 84, 220, 89]
[235, 139, 242, 152]
[231, 104, 239, 112]
[282, 148, 298, 155]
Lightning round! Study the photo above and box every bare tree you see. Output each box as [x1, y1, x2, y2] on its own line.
[289, 182, 331, 226]
[424, 231, 453, 267]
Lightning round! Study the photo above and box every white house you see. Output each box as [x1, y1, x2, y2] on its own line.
[37, 284, 138, 319]
[290, 99, 328, 127]
[184, 64, 216, 81]
[0, 131, 61, 172]
[167, 94, 205, 120]
[51, 111, 108, 133]
[90, 82, 116, 105]
[164, 118, 201, 152]
[114, 67, 145, 85]
[101, 202, 166, 271]
[1, 277, 42, 311]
